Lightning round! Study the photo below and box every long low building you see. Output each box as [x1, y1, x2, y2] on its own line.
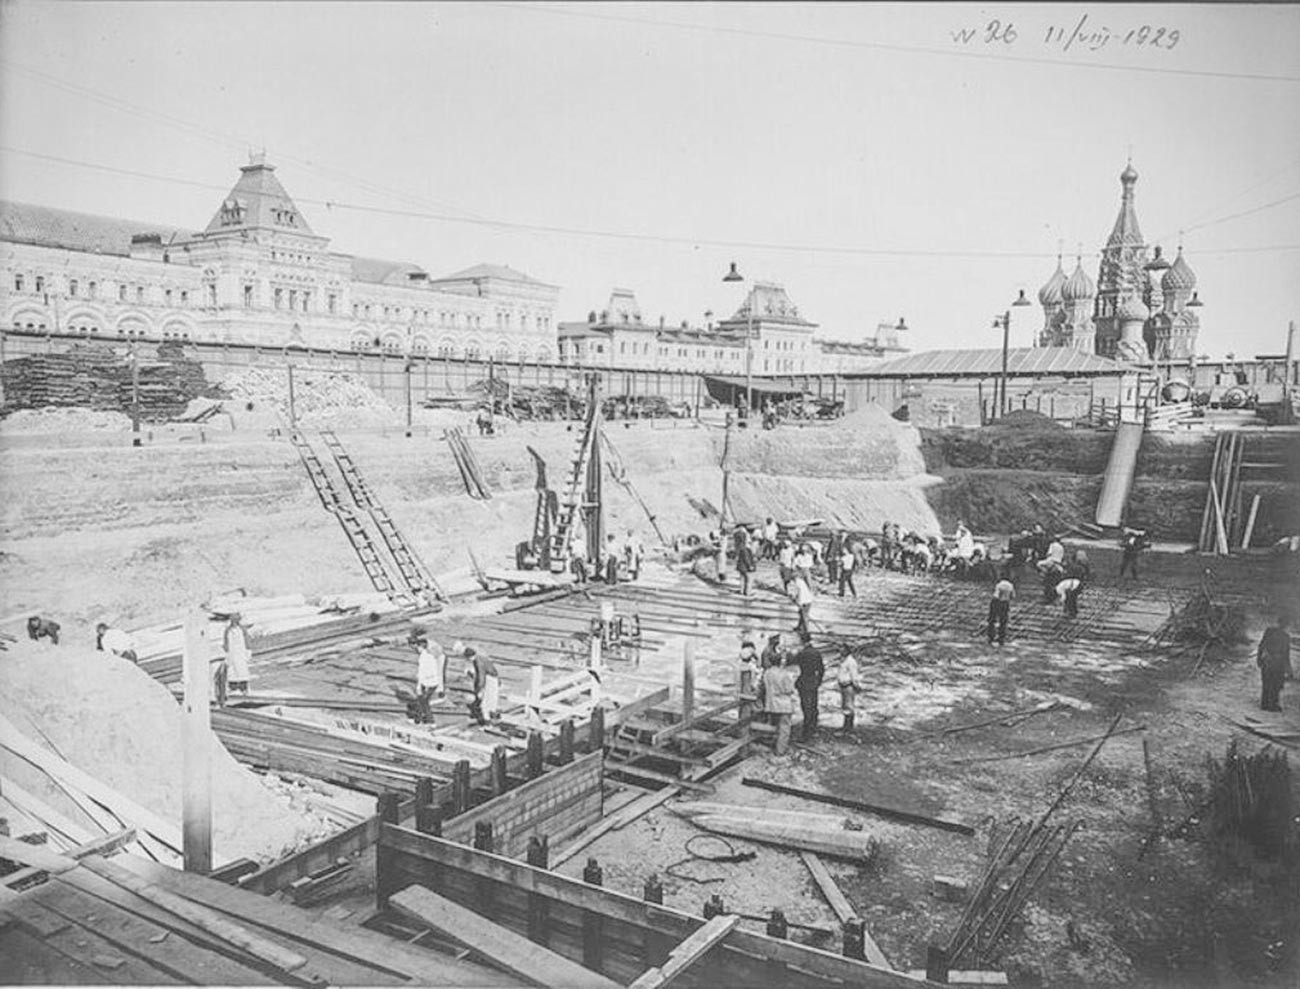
[0, 155, 561, 361]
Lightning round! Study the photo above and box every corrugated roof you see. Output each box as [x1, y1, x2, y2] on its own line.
[0, 201, 190, 256]
[846, 347, 1135, 379]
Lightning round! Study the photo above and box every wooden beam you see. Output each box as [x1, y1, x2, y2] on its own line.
[800, 852, 890, 969]
[2, 829, 137, 890]
[183, 608, 213, 874]
[741, 777, 975, 837]
[390, 884, 621, 989]
[627, 914, 739, 989]
[113, 855, 508, 987]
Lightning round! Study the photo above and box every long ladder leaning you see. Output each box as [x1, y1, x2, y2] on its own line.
[319, 429, 445, 603]
[547, 398, 602, 572]
[289, 431, 411, 606]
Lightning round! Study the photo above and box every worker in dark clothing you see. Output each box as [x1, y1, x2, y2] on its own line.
[988, 578, 1015, 645]
[26, 616, 60, 644]
[1119, 528, 1150, 579]
[792, 632, 825, 741]
[736, 531, 757, 597]
[1257, 617, 1292, 712]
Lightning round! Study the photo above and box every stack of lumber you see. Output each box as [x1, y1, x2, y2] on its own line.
[209, 708, 476, 797]
[0, 344, 223, 421]
[132, 595, 413, 686]
[286, 857, 354, 906]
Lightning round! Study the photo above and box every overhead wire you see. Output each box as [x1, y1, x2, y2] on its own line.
[4, 145, 1299, 261]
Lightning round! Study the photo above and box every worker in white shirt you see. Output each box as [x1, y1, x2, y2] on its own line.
[222, 613, 252, 694]
[624, 530, 645, 581]
[838, 543, 857, 598]
[762, 518, 779, 559]
[96, 623, 138, 662]
[792, 573, 815, 637]
[837, 649, 864, 732]
[410, 631, 447, 723]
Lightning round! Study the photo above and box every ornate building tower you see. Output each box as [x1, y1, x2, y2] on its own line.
[1149, 246, 1201, 360]
[1115, 293, 1151, 363]
[1094, 162, 1149, 358]
[1058, 257, 1097, 352]
[1036, 255, 1066, 346]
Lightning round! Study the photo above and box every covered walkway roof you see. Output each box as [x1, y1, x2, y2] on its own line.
[845, 347, 1136, 379]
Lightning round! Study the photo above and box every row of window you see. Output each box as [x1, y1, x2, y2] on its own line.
[10, 318, 190, 342]
[347, 336, 554, 362]
[12, 272, 204, 308]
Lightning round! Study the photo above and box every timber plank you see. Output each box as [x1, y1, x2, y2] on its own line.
[34, 880, 272, 986]
[800, 852, 890, 969]
[627, 914, 739, 989]
[390, 884, 621, 989]
[115, 856, 517, 986]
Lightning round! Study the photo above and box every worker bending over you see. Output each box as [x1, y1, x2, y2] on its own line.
[96, 623, 138, 662]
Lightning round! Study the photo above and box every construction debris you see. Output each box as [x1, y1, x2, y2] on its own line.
[1205, 739, 1294, 862]
[742, 777, 975, 837]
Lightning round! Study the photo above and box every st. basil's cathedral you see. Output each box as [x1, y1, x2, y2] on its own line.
[1037, 162, 1202, 363]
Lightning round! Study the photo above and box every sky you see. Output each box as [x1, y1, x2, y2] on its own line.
[1, 2, 1298, 359]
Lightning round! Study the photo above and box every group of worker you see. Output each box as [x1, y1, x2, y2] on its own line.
[742, 629, 855, 755]
[407, 631, 502, 726]
[569, 529, 644, 585]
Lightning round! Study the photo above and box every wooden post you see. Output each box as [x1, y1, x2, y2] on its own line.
[527, 836, 550, 943]
[643, 874, 663, 904]
[181, 609, 211, 874]
[682, 640, 696, 727]
[452, 759, 472, 814]
[926, 944, 950, 983]
[377, 792, 402, 825]
[842, 919, 866, 960]
[703, 894, 725, 919]
[131, 341, 142, 447]
[474, 823, 494, 915]
[415, 804, 443, 836]
[559, 719, 575, 765]
[582, 858, 604, 971]
[526, 731, 545, 779]
[414, 776, 435, 810]
[490, 746, 509, 796]
[588, 706, 605, 753]
[287, 364, 297, 432]
[767, 909, 788, 939]
[1241, 493, 1261, 550]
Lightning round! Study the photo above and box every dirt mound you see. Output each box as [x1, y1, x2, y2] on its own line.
[220, 366, 400, 429]
[0, 407, 134, 433]
[725, 405, 928, 480]
[0, 639, 317, 862]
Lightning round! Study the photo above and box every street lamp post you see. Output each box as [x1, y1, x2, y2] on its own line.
[723, 262, 753, 416]
[993, 290, 1032, 420]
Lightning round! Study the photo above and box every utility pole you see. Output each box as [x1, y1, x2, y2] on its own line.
[131, 340, 142, 447]
[997, 311, 1010, 420]
[404, 357, 413, 438]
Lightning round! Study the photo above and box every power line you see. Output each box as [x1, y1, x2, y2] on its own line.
[492, 2, 1300, 85]
[3, 145, 1299, 261]
[0, 59, 489, 223]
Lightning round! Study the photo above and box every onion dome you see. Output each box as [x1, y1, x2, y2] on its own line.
[1120, 161, 1139, 186]
[1060, 258, 1096, 302]
[1144, 245, 1171, 272]
[1162, 247, 1197, 292]
[1117, 294, 1150, 323]
[1038, 259, 1067, 306]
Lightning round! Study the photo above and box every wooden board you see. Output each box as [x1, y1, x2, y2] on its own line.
[800, 852, 890, 969]
[627, 914, 739, 989]
[115, 855, 514, 987]
[690, 816, 878, 863]
[390, 884, 621, 989]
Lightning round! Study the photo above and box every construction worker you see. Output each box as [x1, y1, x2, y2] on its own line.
[760, 653, 797, 755]
[570, 544, 589, 584]
[760, 632, 783, 670]
[411, 631, 446, 724]
[461, 644, 501, 725]
[624, 530, 645, 581]
[837, 649, 863, 733]
[777, 540, 796, 593]
[988, 576, 1015, 645]
[792, 631, 825, 741]
[792, 572, 815, 637]
[838, 539, 858, 598]
[762, 517, 779, 560]
[95, 623, 138, 662]
[827, 530, 844, 584]
[1257, 616, 1292, 712]
[222, 613, 251, 694]
[26, 616, 60, 644]
[604, 533, 621, 584]
[1119, 528, 1150, 579]
[736, 529, 757, 597]
[1055, 575, 1084, 618]
[793, 543, 815, 585]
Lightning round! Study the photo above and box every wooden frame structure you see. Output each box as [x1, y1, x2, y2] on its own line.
[374, 824, 935, 988]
